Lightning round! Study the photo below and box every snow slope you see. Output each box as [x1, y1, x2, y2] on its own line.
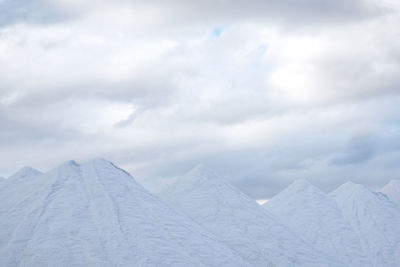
[380, 179, 400, 205]
[264, 179, 371, 267]
[331, 182, 400, 267]
[0, 159, 251, 267]
[160, 165, 342, 267]
[0, 167, 44, 203]
[8, 166, 42, 180]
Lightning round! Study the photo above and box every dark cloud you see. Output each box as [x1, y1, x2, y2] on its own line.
[330, 135, 377, 165]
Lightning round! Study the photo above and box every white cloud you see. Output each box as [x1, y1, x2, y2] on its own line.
[1, 0, 400, 197]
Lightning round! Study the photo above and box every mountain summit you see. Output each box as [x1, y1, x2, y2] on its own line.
[0, 159, 250, 267]
[9, 166, 42, 179]
[380, 179, 400, 205]
[160, 165, 341, 267]
[264, 179, 371, 267]
[331, 182, 400, 267]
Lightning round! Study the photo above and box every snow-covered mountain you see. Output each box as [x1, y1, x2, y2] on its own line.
[9, 166, 42, 179]
[331, 182, 400, 267]
[264, 179, 371, 267]
[0, 159, 251, 267]
[160, 165, 342, 267]
[380, 179, 400, 205]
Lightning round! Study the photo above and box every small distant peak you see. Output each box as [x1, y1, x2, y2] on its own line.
[342, 181, 364, 190]
[268, 179, 325, 204]
[384, 179, 400, 188]
[283, 179, 326, 195]
[331, 181, 369, 197]
[57, 160, 80, 172]
[187, 164, 220, 180]
[10, 166, 42, 179]
[165, 164, 224, 192]
[63, 160, 79, 167]
[290, 178, 312, 189]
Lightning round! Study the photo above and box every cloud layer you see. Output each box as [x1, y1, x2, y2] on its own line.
[1, 0, 400, 198]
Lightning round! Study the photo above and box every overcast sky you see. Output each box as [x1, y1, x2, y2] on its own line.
[1, 0, 400, 198]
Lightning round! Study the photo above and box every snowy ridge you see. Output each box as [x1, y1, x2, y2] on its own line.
[160, 165, 342, 267]
[380, 179, 400, 205]
[264, 179, 371, 267]
[9, 166, 42, 179]
[0, 159, 251, 267]
[331, 182, 400, 267]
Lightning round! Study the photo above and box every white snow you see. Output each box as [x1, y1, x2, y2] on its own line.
[160, 165, 342, 267]
[264, 179, 371, 267]
[380, 179, 400, 205]
[2, 159, 399, 266]
[8, 166, 42, 179]
[331, 182, 400, 267]
[0, 159, 251, 267]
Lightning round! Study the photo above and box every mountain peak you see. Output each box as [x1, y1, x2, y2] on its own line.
[63, 160, 79, 166]
[331, 181, 370, 197]
[91, 157, 112, 165]
[383, 179, 400, 188]
[288, 178, 314, 190]
[9, 166, 42, 179]
[332, 181, 400, 266]
[265, 179, 371, 266]
[187, 164, 220, 180]
[56, 160, 80, 172]
[381, 179, 400, 205]
[160, 166, 341, 267]
[0, 159, 248, 267]
[272, 179, 324, 199]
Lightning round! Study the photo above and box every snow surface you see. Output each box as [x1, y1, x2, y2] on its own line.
[8, 166, 42, 180]
[380, 179, 400, 205]
[331, 182, 400, 267]
[160, 165, 342, 267]
[264, 179, 371, 267]
[0, 159, 251, 267]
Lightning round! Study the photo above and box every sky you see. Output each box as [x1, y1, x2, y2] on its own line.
[1, 0, 400, 198]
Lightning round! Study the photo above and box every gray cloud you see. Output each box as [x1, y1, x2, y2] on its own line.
[1, 0, 400, 198]
[0, 0, 76, 27]
[330, 135, 376, 165]
[141, 0, 387, 27]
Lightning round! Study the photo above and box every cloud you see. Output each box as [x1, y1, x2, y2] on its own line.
[0, 0, 76, 27]
[330, 134, 377, 165]
[0, 0, 400, 198]
[139, 0, 387, 27]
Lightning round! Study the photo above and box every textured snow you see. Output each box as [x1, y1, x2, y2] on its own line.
[264, 179, 371, 267]
[160, 165, 342, 267]
[380, 179, 400, 205]
[331, 182, 400, 267]
[9, 166, 42, 179]
[0, 159, 251, 267]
